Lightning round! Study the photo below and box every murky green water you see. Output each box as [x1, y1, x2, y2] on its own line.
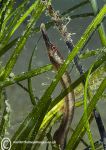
[1, 0, 106, 149]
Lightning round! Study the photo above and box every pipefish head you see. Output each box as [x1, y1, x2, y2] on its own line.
[40, 23, 64, 68]
[40, 23, 57, 55]
[40, 23, 51, 50]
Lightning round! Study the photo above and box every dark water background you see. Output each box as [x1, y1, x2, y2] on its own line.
[1, 0, 106, 149]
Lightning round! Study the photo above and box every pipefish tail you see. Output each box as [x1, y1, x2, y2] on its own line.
[40, 23, 75, 150]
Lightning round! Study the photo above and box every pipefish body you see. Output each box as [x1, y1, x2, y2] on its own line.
[40, 23, 75, 150]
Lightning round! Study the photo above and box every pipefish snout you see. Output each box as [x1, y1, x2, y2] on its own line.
[40, 23, 75, 150]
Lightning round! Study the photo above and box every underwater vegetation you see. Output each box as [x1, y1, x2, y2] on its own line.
[0, 0, 106, 149]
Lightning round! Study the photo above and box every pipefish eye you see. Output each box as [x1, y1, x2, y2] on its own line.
[51, 45, 56, 51]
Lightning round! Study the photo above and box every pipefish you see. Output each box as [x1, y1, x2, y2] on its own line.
[40, 23, 75, 150]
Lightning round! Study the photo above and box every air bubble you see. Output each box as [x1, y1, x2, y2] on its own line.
[41, 82, 49, 86]
[9, 72, 15, 78]
[51, 70, 55, 73]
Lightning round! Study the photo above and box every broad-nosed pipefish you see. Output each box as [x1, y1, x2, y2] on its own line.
[40, 23, 75, 150]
